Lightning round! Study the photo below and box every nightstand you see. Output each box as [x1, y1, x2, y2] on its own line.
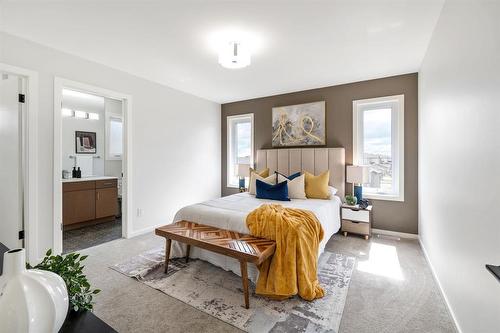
[341, 204, 372, 240]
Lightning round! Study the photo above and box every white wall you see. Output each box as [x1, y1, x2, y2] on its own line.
[0, 32, 221, 260]
[419, 1, 500, 332]
[62, 91, 105, 175]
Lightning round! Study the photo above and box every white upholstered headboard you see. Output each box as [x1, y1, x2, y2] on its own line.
[256, 148, 345, 199]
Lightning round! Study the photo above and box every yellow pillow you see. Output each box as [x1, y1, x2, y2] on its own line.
[305, 171, 330, 199]
[247, 168, 270, 194]
[249, 168, 269, 178]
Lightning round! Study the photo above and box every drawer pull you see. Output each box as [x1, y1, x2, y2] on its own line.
[103, 182, 113, 186]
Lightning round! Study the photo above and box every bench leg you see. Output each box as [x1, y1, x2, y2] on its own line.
[240, 260, 249, 309]
[185, 244, 191, 263]
[164, 238, 172, 274]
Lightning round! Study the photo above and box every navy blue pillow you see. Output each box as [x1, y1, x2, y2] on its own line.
[255, 179, 291, 201]
[275, 171, 301, 183]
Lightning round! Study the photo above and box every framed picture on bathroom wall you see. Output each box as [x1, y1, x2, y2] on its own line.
[75, 131, 96, 154]
[272, 101, 326, 147]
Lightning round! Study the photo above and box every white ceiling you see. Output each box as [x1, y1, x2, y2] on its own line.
[0, 1, 443, 103]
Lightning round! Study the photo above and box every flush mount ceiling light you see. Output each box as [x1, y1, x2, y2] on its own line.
[218, 41, 251, 69]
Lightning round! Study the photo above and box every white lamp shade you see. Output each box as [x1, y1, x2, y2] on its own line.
[236, 163, 250, 177]
[347, 165, 369, 184]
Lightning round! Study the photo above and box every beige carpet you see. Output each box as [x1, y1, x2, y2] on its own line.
[79, 233, 457, 333]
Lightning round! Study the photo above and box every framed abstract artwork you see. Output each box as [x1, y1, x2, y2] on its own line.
[272, 101, 326, 147]
[75, 131, 96, 154]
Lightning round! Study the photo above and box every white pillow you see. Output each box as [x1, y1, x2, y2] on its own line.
[249, 173, 276, 195]
[329, 186, 338, 196]
[278, 174, 306, 199]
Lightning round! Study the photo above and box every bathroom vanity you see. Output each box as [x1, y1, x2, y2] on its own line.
[62, 176, 118, 230]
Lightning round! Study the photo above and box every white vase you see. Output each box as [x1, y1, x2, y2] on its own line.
[0, 248, 69, 333]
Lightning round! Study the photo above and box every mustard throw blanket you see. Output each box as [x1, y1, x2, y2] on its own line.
[246, 204, 325, 301]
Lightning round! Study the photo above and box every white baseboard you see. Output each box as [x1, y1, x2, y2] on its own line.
[419, 238, 462, 333]
[127, 223, 166, 238]
[371, 228, 419, 239]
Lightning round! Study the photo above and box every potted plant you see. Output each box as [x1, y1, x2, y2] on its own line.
[29, 249, 101, 312]
[345, 194, 357, 206]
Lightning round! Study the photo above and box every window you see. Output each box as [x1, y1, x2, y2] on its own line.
[353, 95, 404, 201]
[106, 113, 123, 160]
[227, 114, 254, 188]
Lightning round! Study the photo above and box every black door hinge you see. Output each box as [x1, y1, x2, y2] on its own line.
[18, 230, 25, 240]
[19, 94, 25, 103]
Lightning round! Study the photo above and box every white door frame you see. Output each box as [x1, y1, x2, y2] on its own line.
[0, 63, 39, 263]
[53, 77, 133, 254]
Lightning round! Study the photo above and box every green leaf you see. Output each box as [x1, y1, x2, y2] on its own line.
[35, 250, 100, 312]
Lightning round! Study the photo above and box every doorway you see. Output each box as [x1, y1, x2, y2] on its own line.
[53, 78, 132, 255]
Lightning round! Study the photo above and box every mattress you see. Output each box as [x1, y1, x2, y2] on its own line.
[169, 192, 342, 282]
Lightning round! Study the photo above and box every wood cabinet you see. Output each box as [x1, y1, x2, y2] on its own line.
[63, 189, 96, 225]
[63, 179, 118, 228]
[96, 188, 118, 218]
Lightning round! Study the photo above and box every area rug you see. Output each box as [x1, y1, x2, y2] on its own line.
[111, 248, 355, 333]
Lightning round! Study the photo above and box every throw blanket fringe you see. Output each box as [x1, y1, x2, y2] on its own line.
[246, 204, 324, 301]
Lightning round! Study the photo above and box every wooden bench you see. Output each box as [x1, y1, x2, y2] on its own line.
[155, 221, 276, 309]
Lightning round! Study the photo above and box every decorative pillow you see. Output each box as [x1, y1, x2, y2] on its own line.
[304, 170, 331, 199]
[278, 174, 306, 199]
[329, 186, 338, 196]
[249, 168, 269, 178]
[249, 173, 276, 195]
[274, 171, 301, 183]
[255, 179, 290, 201]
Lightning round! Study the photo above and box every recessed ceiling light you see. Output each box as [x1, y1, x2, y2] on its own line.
[218, 41, 251, 69]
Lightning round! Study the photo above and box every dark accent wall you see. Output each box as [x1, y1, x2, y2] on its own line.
[221, 73, 418, 234]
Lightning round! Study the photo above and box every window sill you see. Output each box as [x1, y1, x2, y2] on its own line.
[363, 193, 404, 202]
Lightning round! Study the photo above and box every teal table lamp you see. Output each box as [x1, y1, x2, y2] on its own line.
[347, 165, 369, 203]
[236, 163, 250, 192]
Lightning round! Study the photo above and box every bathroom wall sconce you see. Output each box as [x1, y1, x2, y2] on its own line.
[74, 110, 87, 119]
[62, 108, 99, 120]
[88, 113, 99, 120]
[61, 108, 74, 117]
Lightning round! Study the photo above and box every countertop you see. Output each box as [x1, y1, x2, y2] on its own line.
[61, 176, 118, 183]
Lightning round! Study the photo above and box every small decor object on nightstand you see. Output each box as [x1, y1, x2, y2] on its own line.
[236, 163, 250, 192]
[347, 165, 369, 203]
[358, 198, 370, 209]
[345, 194, 357, 206]
[341, 204, 373, 240]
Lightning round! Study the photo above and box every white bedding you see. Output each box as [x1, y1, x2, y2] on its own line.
[169, 192, 341, 282]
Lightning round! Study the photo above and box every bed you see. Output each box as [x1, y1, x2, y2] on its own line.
[170, 147, 345, 282]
